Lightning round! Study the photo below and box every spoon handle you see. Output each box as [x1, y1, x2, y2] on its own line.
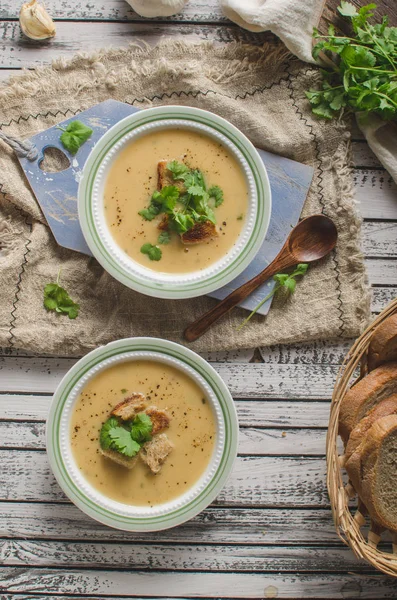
[184, 252, 295, 343]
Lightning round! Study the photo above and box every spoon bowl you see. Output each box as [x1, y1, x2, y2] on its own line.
[289, 215, 338, 263]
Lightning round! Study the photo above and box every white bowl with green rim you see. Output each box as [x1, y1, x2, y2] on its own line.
[46, 337, 238, 532]
[78, 105, 272, 299]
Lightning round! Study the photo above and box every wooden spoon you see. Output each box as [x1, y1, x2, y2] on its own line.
[184, 214, 338, 342]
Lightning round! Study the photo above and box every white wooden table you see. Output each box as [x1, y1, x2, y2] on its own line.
[1, 2, 397, 598]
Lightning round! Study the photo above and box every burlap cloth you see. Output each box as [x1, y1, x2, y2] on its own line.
[0, 41, 371, 356]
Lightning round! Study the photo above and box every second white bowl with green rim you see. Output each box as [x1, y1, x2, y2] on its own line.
[78, 105, 271, 299]
[46, 337, 239, 532]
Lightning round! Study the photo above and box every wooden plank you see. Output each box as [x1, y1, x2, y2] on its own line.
[367, 258, 397, 286]
[354, 169, 397, 220]
[352, 141, 382, 169]
[0, 421, 327, 455]
[260, 340, 351, 366]
[0, 0, 227, 22]
[363, 222, 397, 258]
[372, 287, 397, 313]
[0, 21, 270, 69]
[0, 357, 339, 398]
[0, 503, 338, 545]
[0, 450, 329, 506]
[0, 539, 374, 573]
[0, 395, 331, 427]
[1, 569, 397, 598]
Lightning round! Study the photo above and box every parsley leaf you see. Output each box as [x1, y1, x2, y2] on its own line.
[43, 271, 80, 319]
[108, 426, 141, 457]
[158, 231, 171, 245]
[208, 185, 224, 207]
[58, 120, 93, 155]
[238, 263, 309, 330]
[130, 412, 153, 444]
[140, 243, 162, 261]
[307, 2, 397, 122]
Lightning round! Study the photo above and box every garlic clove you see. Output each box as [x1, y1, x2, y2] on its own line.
[19, 0, 56, 41]
[125, 0, 188, 18]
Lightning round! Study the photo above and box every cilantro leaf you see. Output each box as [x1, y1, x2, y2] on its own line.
[172, 212, 195, 234]
[167, 160, 189, 180]
[99, 417, 120, 450]
[108, 426, 141, 457]
[140, 243, 162, 261]
[338, 1, 357, 17]
[208, 185, 224, 207]
[238, 263, 309, 330]
[58, 120, 93, 155]
[138, 205, 160, 221]
[130, 412, 153, 444]
[43, 273, 80, 319]
[158, 231, 171, 245]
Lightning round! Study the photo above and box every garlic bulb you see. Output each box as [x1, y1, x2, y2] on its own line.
[19, 0, 56, 41]
[125, 0, 188, 18]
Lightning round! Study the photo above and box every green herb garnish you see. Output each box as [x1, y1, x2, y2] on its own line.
[43, 270, 79, 319]
[130, 412, 153, 444]
[140, 243, 162, 261]
[306, 2, 397, 121]
[138, 161, 224, 248]
[108, 426, 141, 457]
[99, 417, 120, 450]
[158, 231, 171, 245]
[208, 185, 224, 207]
[238, 263, 309, 330]
[57, 120, 93, 154]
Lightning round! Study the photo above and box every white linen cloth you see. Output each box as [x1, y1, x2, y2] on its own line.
[221, 0, 326, 63]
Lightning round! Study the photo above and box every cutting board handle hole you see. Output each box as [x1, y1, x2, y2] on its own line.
[39, 146, 71, 173]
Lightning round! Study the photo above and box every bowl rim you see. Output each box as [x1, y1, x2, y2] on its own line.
[46, 337, 239, 532]
[78, 105, 272, 299]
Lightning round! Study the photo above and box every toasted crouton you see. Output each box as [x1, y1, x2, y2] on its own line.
[100, 448, 139, 470]
[181, 221, 218, 245]
[111, 393, 147, 421]
[140, 433, 174, 474]
[157, 214, 169, 231]
[157, 160, 185, 191]
[145, 406, 171, 434]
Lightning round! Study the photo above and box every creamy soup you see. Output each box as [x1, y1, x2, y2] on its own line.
[104, 128, 249, 273]
[70, 360, 216, 506]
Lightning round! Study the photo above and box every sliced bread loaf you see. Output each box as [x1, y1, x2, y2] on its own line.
[368, 314, 397, 371]
[345, 395, 397, 493]
[354, 414, 397, 532]
[345, 394, 397, 463]
[338, 362, 397, 444]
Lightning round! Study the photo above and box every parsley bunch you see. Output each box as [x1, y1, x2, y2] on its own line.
[138, 161, 224, 260]
[100, 412, 153, 458]
[306, 2, 397, 121]
[238, 264, 309, 330]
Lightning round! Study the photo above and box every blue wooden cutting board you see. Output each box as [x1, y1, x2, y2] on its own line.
[18, 99, 313, 315]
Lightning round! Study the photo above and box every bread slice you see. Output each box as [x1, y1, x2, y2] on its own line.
[345, 394, 397, 464]
[354, 414, 397, 532]
[140, 433, 174, 474]
[145, 406, 170, 435]
[368, 314, 397, 371]
[100, 448, 139, 470]
[157, 160, 184, 191]
[338, 362, 397, 444]
[111, 393, 147, 421]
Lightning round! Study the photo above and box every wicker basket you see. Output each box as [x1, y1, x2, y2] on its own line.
[327, 297, 397, 577]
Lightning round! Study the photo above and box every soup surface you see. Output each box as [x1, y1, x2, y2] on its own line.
[104, 128, 249, 273]
[70, 360, 216, 506]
